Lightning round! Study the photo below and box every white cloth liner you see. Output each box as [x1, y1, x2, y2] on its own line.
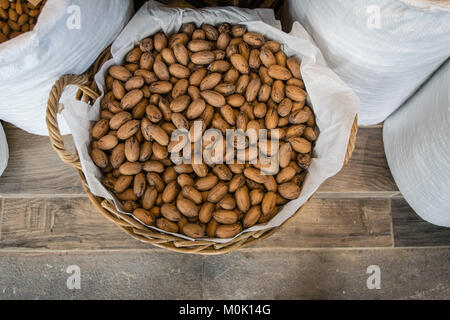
[282, 0, 450, 126]
[0, 123, 8, 176]
[61, 1, 359, 242]
[0, 0, 134, 135]
[384, 58, 450, 227]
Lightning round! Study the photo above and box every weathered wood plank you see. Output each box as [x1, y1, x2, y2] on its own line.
[0, 251, 204, 300]
[392, 197, 450, 247]
[254, 198, 393, 248]
[319, 127, 398, 194]
[0, 124, 83, 195]
[202, 248, 450, 299]
[0, 124, 397, 196]
[150, 0, 196, 8]
[139, 0, 280, 9]
[0, 198, 3, 242]
[0, 197, 147, 250]
[0, 197, 392, 250]
[0, 248, 448, 299]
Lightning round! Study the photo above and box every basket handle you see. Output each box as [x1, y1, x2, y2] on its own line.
[46, 74, 99, 171]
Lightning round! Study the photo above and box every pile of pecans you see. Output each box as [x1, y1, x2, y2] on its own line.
[90, 23, 318, 239]
[0, 0, 46, 43]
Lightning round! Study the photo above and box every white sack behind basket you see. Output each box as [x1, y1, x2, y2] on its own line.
[282, 0, 450, 126]
[0, 0, 134, 136]
[61, 1, 359, 242]
[384, 58, 450, 227]
[0, 123, 8, 176]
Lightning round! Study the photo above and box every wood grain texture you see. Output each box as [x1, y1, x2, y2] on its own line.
[392, 198, 450, 247]
[150, 0, 196, 8]
[0, 124, 397, 196]
[202, 248, 450, 299]
[0, 248, 449, 299]
[0, 197, 392, 250]
[319, 128, 398, 194]
[0, 197, 146, 250]
[136, 0, 284, 9]
[0, 252, 204, 300]
[0, 124, 83, 195]
[255, 198, 393, 248]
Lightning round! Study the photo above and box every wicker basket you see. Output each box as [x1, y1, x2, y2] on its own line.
[46, 48, 358, 255]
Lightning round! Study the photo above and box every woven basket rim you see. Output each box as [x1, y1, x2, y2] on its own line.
[397, 0, 450, 11]
[46, 47, 358, 255]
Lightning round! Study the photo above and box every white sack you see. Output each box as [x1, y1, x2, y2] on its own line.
[282, 0, 450, 125]
[61, 1, 359, 242]
[384, 58, 450, 227]
[0, 123, 8, 176]
[0, 0, 134, 136]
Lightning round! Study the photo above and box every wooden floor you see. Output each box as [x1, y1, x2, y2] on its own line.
[0, 123, 449, 299]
